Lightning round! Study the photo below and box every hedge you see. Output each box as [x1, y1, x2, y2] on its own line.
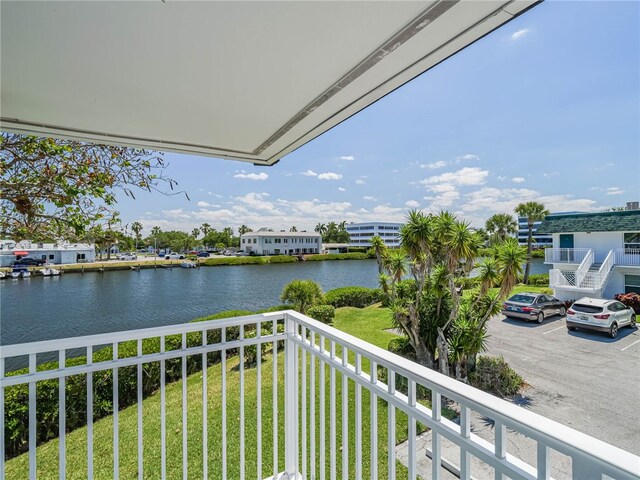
[3, 309, 282, 459]
[469, 356, 524, 397]
[526, 273, 549, 286]
[306, 304, 336, 324]
[304, 253, 368, 261]
[324, 286, 382, 308]
[201, 255, 297, 266]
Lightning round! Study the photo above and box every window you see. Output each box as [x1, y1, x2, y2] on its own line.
[624, 232, 640, 250]
[253, 238, 257, 244]
[77, 253, 86, 260]
[242, 239, 245, 244]
[284, 238, 288, 244]
[625, 275, 640, 294]
[49, 254, 54, 260]
[275, 238, 281, 244]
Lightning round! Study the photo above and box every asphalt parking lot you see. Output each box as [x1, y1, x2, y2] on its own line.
[484, 312, 640, 457]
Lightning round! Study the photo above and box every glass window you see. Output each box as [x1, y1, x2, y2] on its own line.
[624, 232, 640, 250]
[49, 254, 54, 259]
[625, 274, 640, 294]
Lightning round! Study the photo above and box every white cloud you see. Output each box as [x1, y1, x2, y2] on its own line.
[606, 187, 624, 195]
[511, 28, 530, 41]
[423, 161, 447, 169]
[363, 196, 377, 201]
[339, 155, 355, 161]
[300, 170, 318, 177]
[355, 179, 366, 185]
[338, 187, 346, 192]
[497, 176, 507, 182]
[233, 172, 269, 181]
[405, 200, 420, 208]
[543, 172, 559, 178]
[318, 172, 343, 180]
[234, 192, 281, 213]
[420, 167, 489, 187]
[457, 154, 479, 162]
[512, 177, 526, 184]
[196, 201, 220, 208]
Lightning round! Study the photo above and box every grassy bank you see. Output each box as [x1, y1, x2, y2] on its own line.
[5, 305, 431, 479]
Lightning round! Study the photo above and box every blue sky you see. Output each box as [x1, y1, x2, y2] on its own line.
[117, 1, 639, 235]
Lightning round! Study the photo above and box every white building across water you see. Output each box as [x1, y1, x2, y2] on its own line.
[240, 229, 322, 255]
[345, 221, 402, 248]
[0, 239, 96, 267]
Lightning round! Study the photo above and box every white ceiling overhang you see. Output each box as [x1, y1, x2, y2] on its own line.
[1, 1, 539, 165]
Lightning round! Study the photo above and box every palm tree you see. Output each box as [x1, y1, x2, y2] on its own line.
[314, 223, 326, 236]
[289, 226, 297, 232]
[191, 227, 200, 240]
[369, 235, 387, 275]
[131, 221, 143, 251]
[201, 223, 211, 237]
[515, 202, 549, 284]
[280, 280, 323, 314]
[485, 213, 517, 245]
[238, 224, 252, 236]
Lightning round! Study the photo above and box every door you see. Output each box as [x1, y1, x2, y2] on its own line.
[559, 234, 574, 261]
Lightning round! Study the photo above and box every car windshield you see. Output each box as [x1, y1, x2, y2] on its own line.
[572, 304, 604, 314]
[508, 295, 536, 304]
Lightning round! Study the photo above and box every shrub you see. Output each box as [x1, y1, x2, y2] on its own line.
[531, 249, 546, 259]
[280, 279, 324, 314]
[469, 356, 524, 397]
[365, 248, 377, 259]
[307, 304, 336, 324]
[614, 292, 640, 314]
[268, 255, 299, 264]
[324, 286, 381, 308]
[388, 337, 414, 360]
[347, 247, 367, 253]
[304, 253, 368, 261]
[527, 273, 549, 286]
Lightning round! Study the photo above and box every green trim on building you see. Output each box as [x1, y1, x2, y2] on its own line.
[536, 210, 640, 234]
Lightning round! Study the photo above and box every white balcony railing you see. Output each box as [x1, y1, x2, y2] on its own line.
[544, 248, 592, 264]
[1, 311, 639, 480]
[615, 248, 640, 267]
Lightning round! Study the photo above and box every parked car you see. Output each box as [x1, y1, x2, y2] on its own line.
[566, 297, 636, 338]
[165, 252, 185, 260]
[502, 292, 566, 324]
[236, 251, 249, 257]
[117, 252, 137, 261]
[196, 252, 210, 258]
[10, 257, 46, 266]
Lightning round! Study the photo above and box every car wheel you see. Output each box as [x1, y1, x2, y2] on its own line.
[609, 322, 618, 339]
[180, 256, 185, 259]
[559, 306, 566, 317]
[165, 256, 169, 260]
[536, 312, 544, 324]
[629, 314, 637, 329]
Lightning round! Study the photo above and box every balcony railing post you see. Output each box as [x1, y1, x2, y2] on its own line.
[284, 313, 298, 476]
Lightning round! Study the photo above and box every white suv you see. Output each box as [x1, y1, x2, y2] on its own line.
[566, 297, 636, 338]
[117, 252, 137, 261]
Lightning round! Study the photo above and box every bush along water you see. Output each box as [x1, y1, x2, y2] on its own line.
[324, 286, 382, 308]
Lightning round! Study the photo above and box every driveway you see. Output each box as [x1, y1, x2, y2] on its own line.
[395, 313, 640, 479]
[485, 313, 639, 456]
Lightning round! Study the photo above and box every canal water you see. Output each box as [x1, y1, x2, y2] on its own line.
[0, 259, 549, 346]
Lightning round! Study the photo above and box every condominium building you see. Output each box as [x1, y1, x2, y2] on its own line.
[517, 212, 583, 248]
[240, 229, 322, 255]
[345, 222, 402, 248]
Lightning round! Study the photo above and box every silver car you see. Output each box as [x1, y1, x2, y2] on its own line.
[502, 292, 566, 324]
[567, 297, 636, 338]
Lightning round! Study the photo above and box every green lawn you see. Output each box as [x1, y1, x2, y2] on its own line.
[6, 305, 432, 480]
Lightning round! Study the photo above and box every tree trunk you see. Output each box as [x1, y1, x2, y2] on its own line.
[413, 340, 434, 369]
[436, 328, 449, 376]
[524, 222, 533, 284]
[455, 360, 463, 381]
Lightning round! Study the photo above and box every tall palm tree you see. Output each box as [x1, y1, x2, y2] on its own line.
[369, 235, 387, 275]
[191, 227, 201, 241]
[201, 223, 211, 237]
[130, 221, 143, 250]
[314, 223, 326, 236]
[514, 202, 549, 284]
[485, 213, 517, 244]
[238, 224, 252, 236]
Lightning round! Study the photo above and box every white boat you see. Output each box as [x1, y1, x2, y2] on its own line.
[180, 261, 197, 268]
[0, 271, 5, 279]
[11, 267, 29, 278]
[21, 270, 31, 278]
[41, 268, 61, 276]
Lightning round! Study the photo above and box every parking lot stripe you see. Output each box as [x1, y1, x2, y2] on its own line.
[621, 339, 640, 351]
[542, 325, 565, 335]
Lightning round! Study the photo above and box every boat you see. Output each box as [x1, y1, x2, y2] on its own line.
[41, 268, 61, 276]
[0, 271, 6, 279]
[10, 266, 30, 278]
[130, 265, 140, 271]
[180, 261, 197, 268]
